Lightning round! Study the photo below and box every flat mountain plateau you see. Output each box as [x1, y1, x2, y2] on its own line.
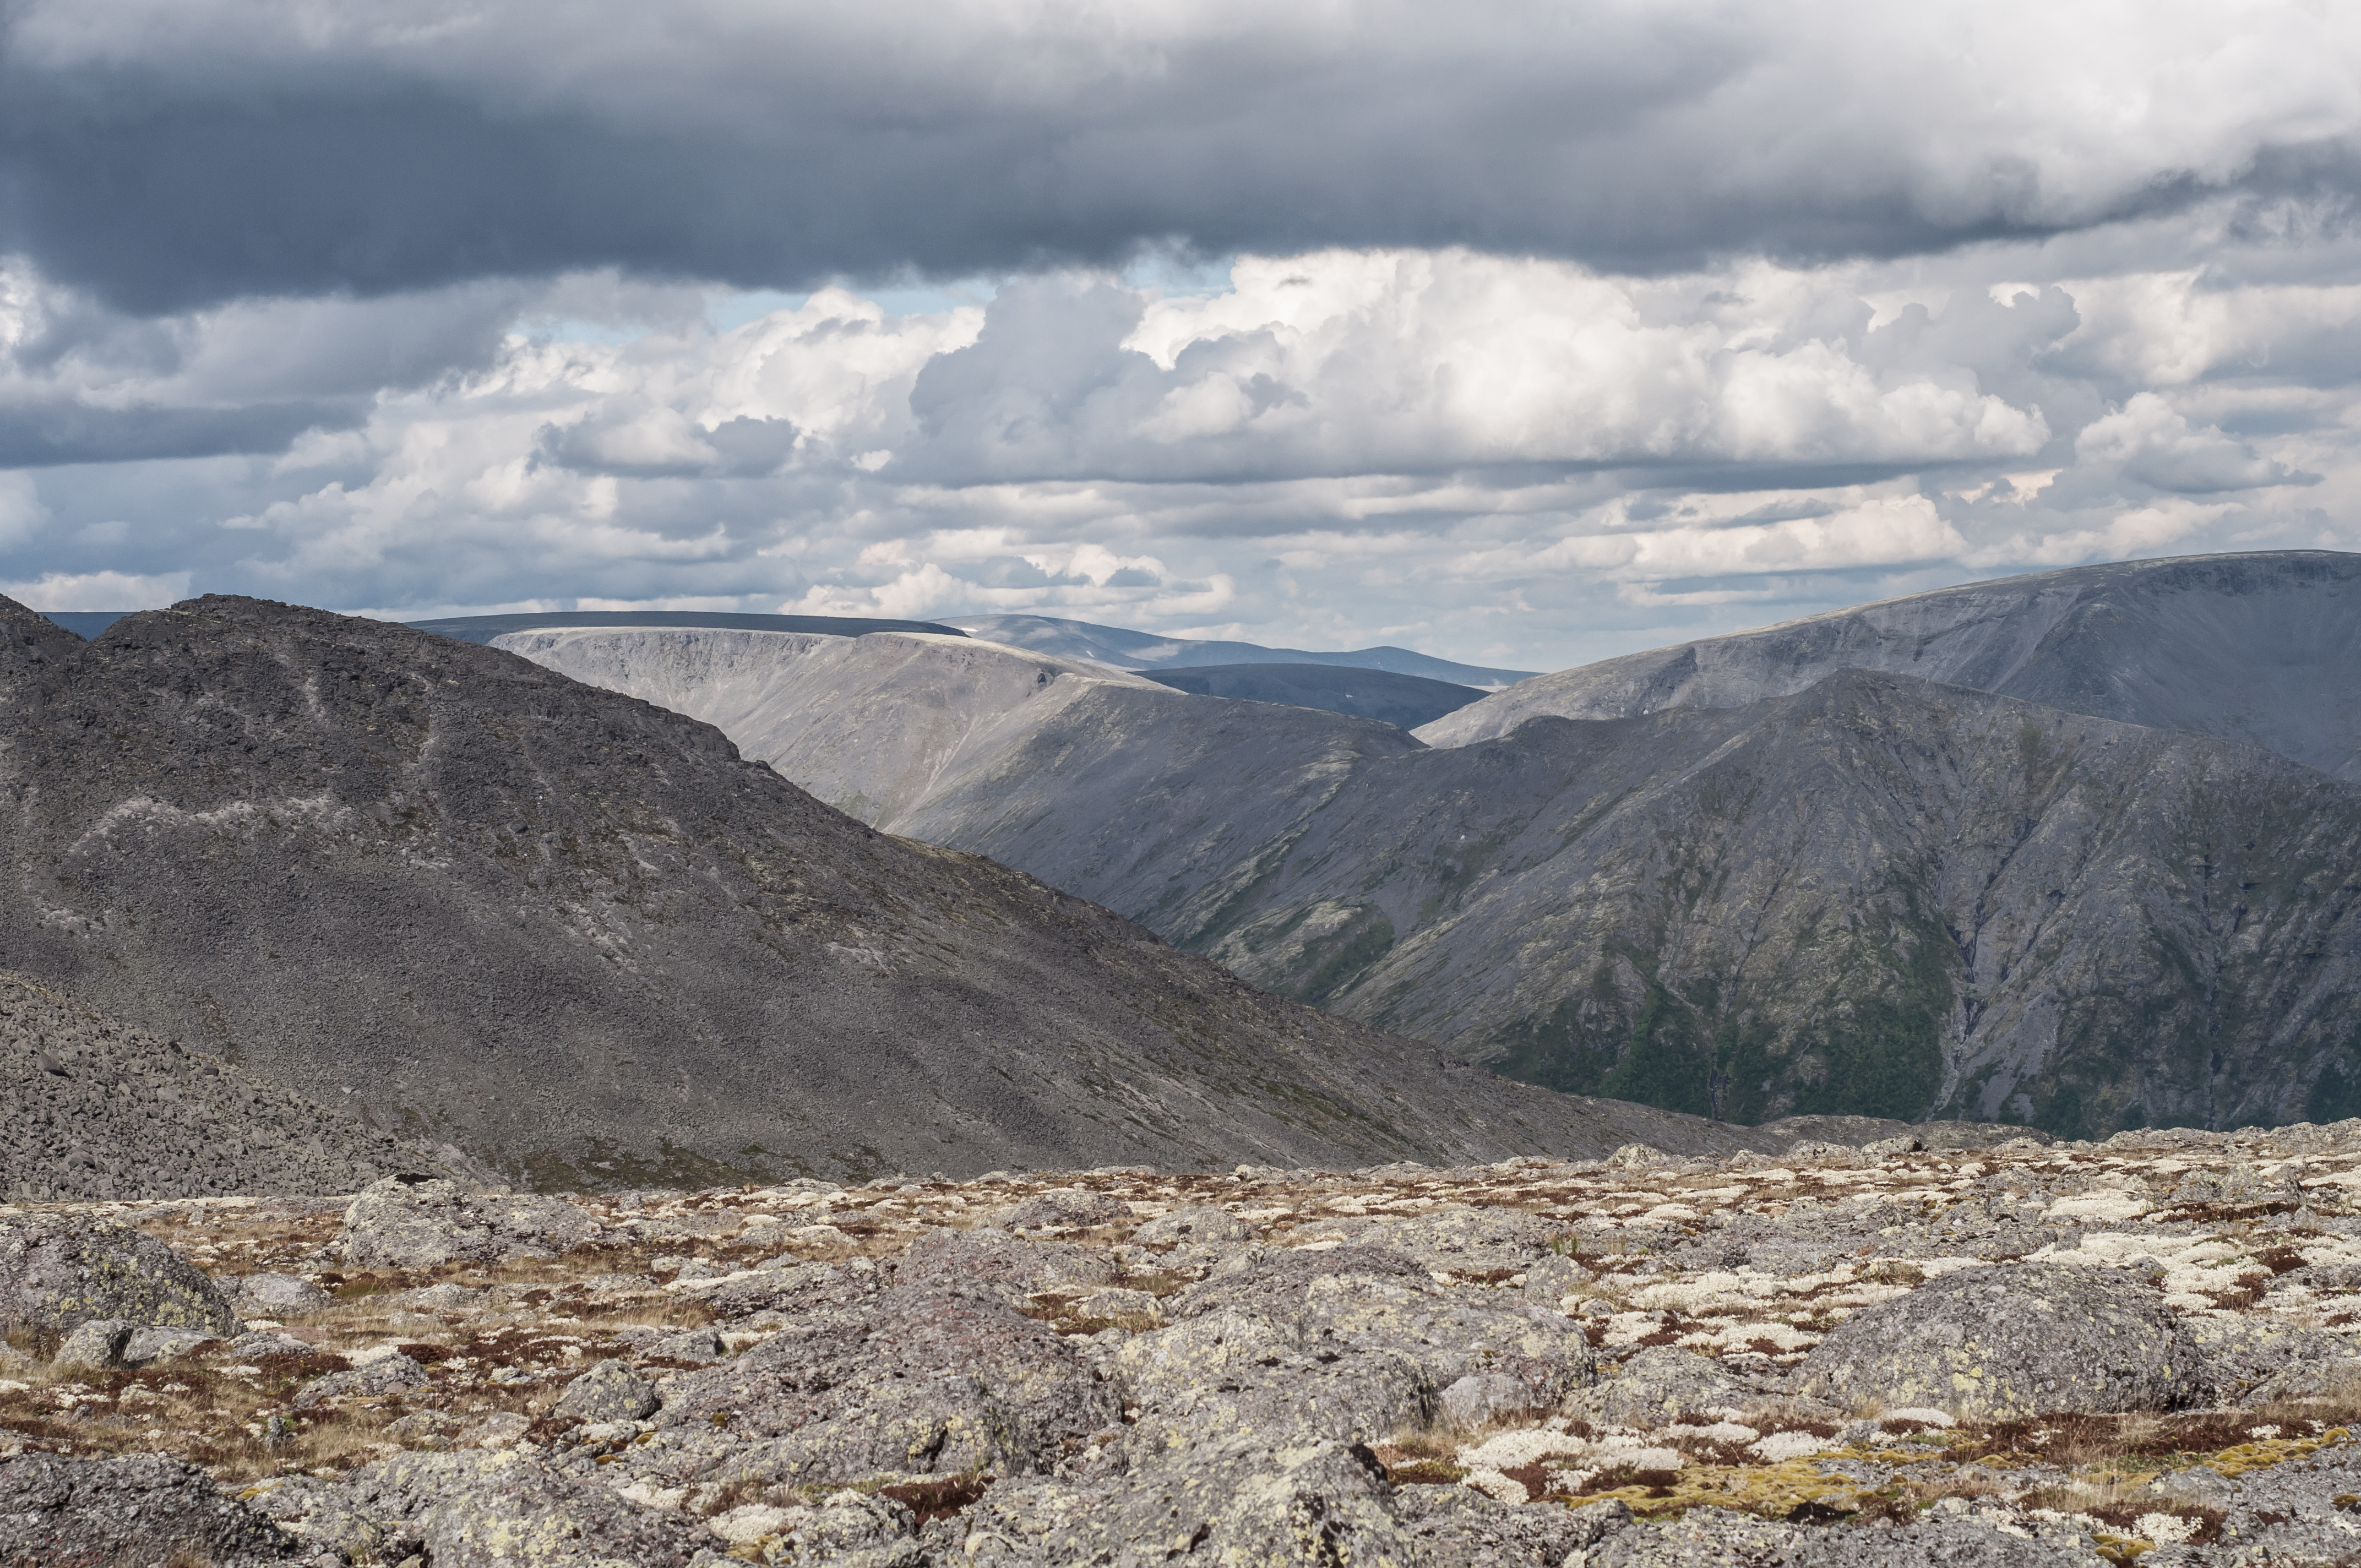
[9, 1121, 2361, 1564]
[943, 611, 1537, 689]
[0, 594, 1766, 1188]
[503, 554, 2361, 1142]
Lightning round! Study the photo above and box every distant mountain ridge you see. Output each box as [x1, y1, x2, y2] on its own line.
[1421, 550, 2361, 777]
[944, 613, 1537, 689]
[1141, 663, 1483, 728]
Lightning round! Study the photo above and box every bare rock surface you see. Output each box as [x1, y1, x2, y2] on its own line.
[0, 1453, 306, 1566]
[8, 1125, 2361, 1563]
[335, 1177, 601, 1268]
[1789, 1262, 2212, 1418]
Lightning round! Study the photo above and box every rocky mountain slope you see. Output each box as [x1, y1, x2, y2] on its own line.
[9, 1119, 2361, 1565]
[1418, 551, 2361, 777]
[0, 594, 1760, 1186]
[411, 609, 966, 646]
[944, 612, 1537, 688]
[1169, 670, 2361, 1137]
[1142, 662, 1483, 728]
[0, 972, 444, 1204]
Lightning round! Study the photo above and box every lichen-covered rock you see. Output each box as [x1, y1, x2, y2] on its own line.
[122, 1323, 220, 1366]
[1569, 1346, 1768, 1428]
[335, 1176, 600, 1268]
[1118, 1307, 1437, 1445]
[988, 1186, 1130, 1233]
[644, 1279, 1121, 1485]
[1586, 1504, 2109, 1565]
[1132, 1206, 1250, 1246]
[553, 1358, 660, 1423]
[768, 1489, 923, 1567]
[1324, 1205, 1565, 1275]
[893, 1225, 1114, 1300]
[231, 1271, 329, 1318]
[303, 1449, 710, 1567]
[1392, 1488, 1631, 1567]
[2178, 1315, 2357, 1404]
[0, 1214, 238, 1336]
[1788, 1262, 2210, 1418]
[51, 1316, 131, 1369]
[0, 1453, 303, 1567]
[963, 1437, 1407, 1567]
[293, 1350, 429, 1409]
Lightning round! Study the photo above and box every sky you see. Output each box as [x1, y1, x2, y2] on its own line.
[1, 1, 2358, 672]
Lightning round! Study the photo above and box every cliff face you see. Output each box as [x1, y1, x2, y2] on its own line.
[1418, 551, 2361, 780]
[0, 596, 1770, 1186]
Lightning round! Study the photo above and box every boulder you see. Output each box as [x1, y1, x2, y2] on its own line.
[1117, 1308, 1438, 1445]
[1392, 1488, 1631, 1566]
[766, 1489, 922, 1568]
[1132, 1206, 1251, 1245]
[52, 1318, 132, 1370]
[0, 1215, 238, 1336]
[647, 1325, 728, 1364]
[962, 1436, 1405, 1567]
[293, 1351, 430, 1409]
[1326, 1205, 1564, 1275]
[894, 1226, 1114, 1300]
[231, 1272, 329, 1319]
[2180, 1315, 2359, 1404]
[0, 1453, 303, 1567]
[645, 1277, 1121, 1486]
[1788, 1262, 2211, 1418]
[1568, 1346, 1767, 1428]
[297, 1449, 709, 1568]
[334, 1177, 600, 1268]
[122, 1325, 221, 1366]
[553, 1358, 660, 1423]
[988, 1187, 1130, 1232]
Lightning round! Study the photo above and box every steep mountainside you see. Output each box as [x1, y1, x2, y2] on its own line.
[1419, 551, 2361, 777]
[1182, 672, 2361, 1139]
[0, 596, 1753, 1186]
[0, 971, 444, 1201]
[944, 613, 1536, 688]
[494, 626, 1424, 937]
[1143, 663, 1483, 728]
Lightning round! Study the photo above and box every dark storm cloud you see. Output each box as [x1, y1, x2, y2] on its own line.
[3, 1, 2356, 312]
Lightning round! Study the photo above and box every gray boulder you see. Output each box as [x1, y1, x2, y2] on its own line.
[894, 1225, 1115, 1300]
[1393, 1489, 1631, 1567]
[647, 1325, 728, 1363]
[553, 1359, 660, 1423]
[52, 1317, 132, 1370]
[0, 1453, 303, 1566]
[2178, 1315, 2359, 1405]
[1788, 1262, 2210, 1418]
[771, 1489, 923, 1568]
[1133, 1205, 1251, 1245]
[645, 1277, 1122, 1486]
[335, 1177, 600, 1268]
[293, 1351, 430, 1409]
[989, 1186, 1131, 1232]
[297, 1449, 709, 1567]
[1588, 1505, 2113, 1566]
[1329, 1205, 1565, 1275]
[231, 1271, 329, 1319]
[962, 1436, 1405, 1567]
[1118, 1308, 1438, 1445]
[1569, 1346, 1767, 1428]
[0, 1215, 238, 1336]
[122, 1324, 221, 1366]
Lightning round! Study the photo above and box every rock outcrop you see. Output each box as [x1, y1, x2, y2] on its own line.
[0, 1213, 237, 1336]
[335, 1178, 602, 1268]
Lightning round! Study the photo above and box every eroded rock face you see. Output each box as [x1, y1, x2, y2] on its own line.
[0, 1214, 237, 1336]
[336, 1177, 601, 1268]
[0, 1453, 302, 1567]
[299, 1449, 710, 1567]
[1789, 1262, 2211, 1418]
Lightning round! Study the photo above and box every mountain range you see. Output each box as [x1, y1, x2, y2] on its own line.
[0, 593, 1756, 1187]
[498, 551, 2361, 1140]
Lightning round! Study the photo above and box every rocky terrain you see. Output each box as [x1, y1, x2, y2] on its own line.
[1417, 551, 2361, 779]
[412, 612, 967, 647]
[943, 612, 1536, 689]
[0, 972, 456, 1204]
[0, 593, 1764, 1187]
[12, 1121, 2361, 1564]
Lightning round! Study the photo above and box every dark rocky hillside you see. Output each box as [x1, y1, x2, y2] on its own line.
[1421, 550, 2361, 777]
[1179, 671, 2361, 1138]
[0, 971, 443, 1201]
[0, 594, 1761, 1187]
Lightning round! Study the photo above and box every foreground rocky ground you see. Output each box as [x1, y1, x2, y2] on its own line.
[9, 1121, 2361, 1564]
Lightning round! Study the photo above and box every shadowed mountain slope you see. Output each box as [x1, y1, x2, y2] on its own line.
[1419, 552, 2361, 777]
[1143, 663, 1484, 728]
[412, 610, 966, 645]
[944, 613, 1536, 689]
[1184, 671, 2361, 1139]
[0, 595, 1757, 1186]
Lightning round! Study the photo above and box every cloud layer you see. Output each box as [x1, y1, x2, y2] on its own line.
[0, 2, 2357, 669]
